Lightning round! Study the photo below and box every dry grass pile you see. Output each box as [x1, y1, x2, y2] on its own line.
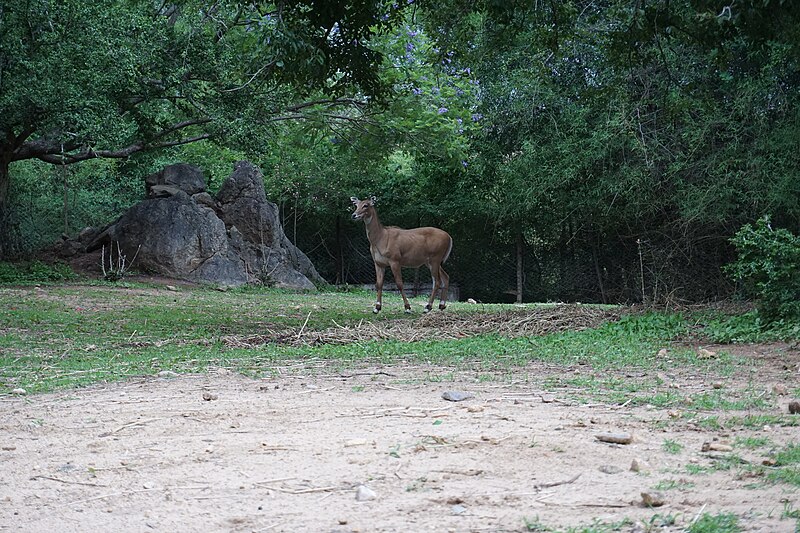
[221, 304, 621, 348]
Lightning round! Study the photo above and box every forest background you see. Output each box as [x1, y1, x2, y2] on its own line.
[1, 0, 798, 309]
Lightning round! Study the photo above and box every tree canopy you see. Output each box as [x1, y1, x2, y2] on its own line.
[2, 0, 798, 306]
[0, 0, 412, 244]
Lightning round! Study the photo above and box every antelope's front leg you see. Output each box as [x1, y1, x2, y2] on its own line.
[390, 262, 412, 313]
[374, 264, 385, 313]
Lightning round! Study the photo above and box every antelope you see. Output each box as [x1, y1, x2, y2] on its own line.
[351, 196, 453, 314]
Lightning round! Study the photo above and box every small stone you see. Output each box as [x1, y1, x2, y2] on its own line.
[467, 298, 477, 304]
[668, 410, 681, 418]
[202, 391, 218, 401]
[641, 491, 666, 507]
[657, 348, 668, 357]
[701, 442, 732, 452]
[165, 285, 178, 291]
[773, 384, 788, 395]
[697, 348, 717, 359]
[355, 485, 376, 502]
[142, 482, 155, 489]
[789, 401, 800, 414]
[599, 465, 623, 474]
[337, 519, 348, 525]
[442, 391, 474, 402]
[157, 371, 178, 378]
[712, 382, 724, 389]
[10, 388, 26, 395]
[630, 458, 650, 473]
[451, 504, 467, 515]
[466, 405, 484, 413]
[595, 432, 634, 445]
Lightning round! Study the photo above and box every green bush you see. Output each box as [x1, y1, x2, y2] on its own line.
[725, 217, 800, 323]
[0, 260, 78, 284]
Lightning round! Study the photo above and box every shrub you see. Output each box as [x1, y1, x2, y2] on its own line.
[725, 217, 800, 322]
[0, 260, 78, 284]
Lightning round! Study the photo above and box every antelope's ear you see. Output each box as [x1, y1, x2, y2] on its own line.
[369, 195, 378, 205]
[350, 196, 359, 204]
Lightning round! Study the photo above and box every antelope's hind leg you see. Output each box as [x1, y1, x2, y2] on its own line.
[390, 262, 412, 313]
[425, 264, 440, 313]
[438, 266, 450, 310]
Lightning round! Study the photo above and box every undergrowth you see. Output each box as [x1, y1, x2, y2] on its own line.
[1, 284, 798, 395]
[0, 260, 78, 283]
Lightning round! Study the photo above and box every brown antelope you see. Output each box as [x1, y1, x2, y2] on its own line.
[351, 196, 452, 314]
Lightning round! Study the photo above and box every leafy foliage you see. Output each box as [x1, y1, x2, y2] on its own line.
[0, 261, 77, 284]
[3, 0, 800, 307]
[725, 217, 800, 322]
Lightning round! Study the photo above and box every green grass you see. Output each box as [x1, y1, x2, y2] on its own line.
[770, 444, 800, 486]
[662, 439, 684, 454]
[0, 284, 797, 397]
[523, 517, 633, 532]
[0, 260, 79, 283]
[703, 310, 800, 343]
[687, 512, 740, 533]
[653, 478, 695, 491]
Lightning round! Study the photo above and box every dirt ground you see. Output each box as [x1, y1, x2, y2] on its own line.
[1, 353, 799, 533]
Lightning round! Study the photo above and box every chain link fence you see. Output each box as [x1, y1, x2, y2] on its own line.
[291, 211, 736, 305]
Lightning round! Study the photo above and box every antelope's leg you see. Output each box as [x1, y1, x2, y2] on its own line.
[374, 264, 385, 313]
[438, 266, 450, 310]
[390, 262, 412, 313]
[425, 264, 440, 313]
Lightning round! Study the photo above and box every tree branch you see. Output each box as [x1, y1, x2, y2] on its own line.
[221, 60, 278, 92]
[13, 118, 214, 165]
[35, 133, 212, 165]
[285, 97, 367, 112]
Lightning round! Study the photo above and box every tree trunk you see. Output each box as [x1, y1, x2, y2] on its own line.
[0, 157, 11, 260]
[516, 230, 524, 304]
[592, 240, 608, 304]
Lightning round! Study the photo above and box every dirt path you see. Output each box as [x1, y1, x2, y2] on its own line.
[1, 363, 797, 532]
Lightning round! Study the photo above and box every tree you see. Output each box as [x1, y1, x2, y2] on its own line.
[411, 0, 800, 302]
[0, 0, 413, 257]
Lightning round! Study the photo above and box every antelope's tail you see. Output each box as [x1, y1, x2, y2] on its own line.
[443, 236, 453, 264]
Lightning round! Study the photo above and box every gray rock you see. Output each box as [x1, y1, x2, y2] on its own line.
[442, 391, 475, 402]
[599, 465, 623, 474]
[595, 432, 634, 445]
[630, 458, 651, 473]
[85, 161, 323, 290]
[641, 491, 666, 507]
[145, 163, 206, 197]
[355, 485, 376, 501]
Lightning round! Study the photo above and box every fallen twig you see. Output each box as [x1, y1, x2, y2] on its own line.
[534, 473, 582, 490]
[257, 485, 340, 495]
[297, 311, 312, 339]
[64, 485, 208, 507]
[31, 475, 108, 487]
[99, 417, 166, 437]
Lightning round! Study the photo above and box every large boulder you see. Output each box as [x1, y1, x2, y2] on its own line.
[145, 163, 206, 197]
[86, 161, 323, 289]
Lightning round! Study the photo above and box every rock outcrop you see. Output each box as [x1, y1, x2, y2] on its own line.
[83, 161, 322, 289]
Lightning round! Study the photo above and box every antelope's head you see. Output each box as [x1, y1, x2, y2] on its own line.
[350, 196, 377, 221]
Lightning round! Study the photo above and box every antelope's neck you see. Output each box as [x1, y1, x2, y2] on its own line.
[364, 211, 385, 245]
